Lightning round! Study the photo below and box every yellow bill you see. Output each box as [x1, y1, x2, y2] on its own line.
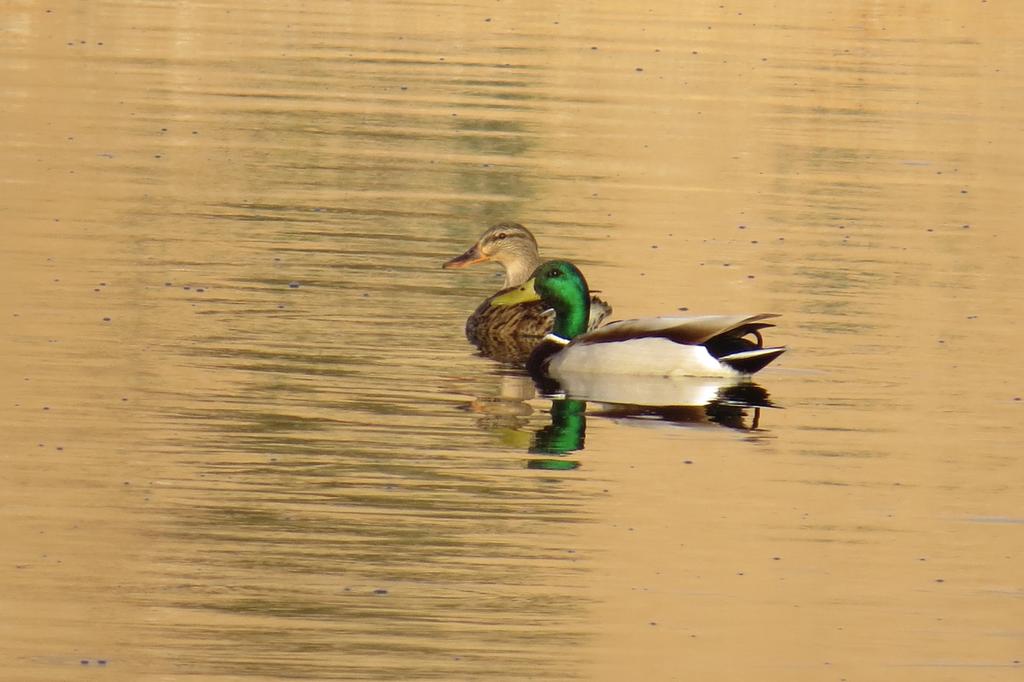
[489, 277, 540, 306]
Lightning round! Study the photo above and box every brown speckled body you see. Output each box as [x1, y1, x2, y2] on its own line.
[466, 289, 611, 364]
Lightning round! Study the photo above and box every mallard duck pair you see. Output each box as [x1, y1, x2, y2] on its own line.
[444, 223, 785, 378]
[443, 223, 611, 363]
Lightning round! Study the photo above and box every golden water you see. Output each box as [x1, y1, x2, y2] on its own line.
[2, 1, 1022, 680]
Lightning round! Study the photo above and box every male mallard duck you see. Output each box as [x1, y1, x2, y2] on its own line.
[490, 260, 786, 379]
[443, 223, 611, 363]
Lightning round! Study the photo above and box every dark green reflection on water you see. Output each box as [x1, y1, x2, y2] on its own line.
[532, 399, 587, 455]
[529, 399, 587, 466]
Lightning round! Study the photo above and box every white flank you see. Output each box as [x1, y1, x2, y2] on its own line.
[548, 337, 741, 378]
[555, 373, 738, 406]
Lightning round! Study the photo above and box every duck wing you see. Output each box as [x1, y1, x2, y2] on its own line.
[575, 313, 779, 346]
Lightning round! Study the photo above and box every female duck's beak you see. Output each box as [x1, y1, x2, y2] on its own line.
[489, 277, 540, 306]
[443, 243, 488, 269]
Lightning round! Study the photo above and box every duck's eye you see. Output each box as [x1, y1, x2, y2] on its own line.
[495, 232, 507, 240]
[548, 268, 561, 278]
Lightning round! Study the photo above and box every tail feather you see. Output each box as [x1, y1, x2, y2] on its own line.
[718, 346, 786, 374]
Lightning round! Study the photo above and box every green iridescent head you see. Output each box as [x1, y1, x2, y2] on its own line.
[490, 260, 591, 340]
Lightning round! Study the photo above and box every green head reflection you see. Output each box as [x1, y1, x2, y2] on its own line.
[529, 399, 586, 456]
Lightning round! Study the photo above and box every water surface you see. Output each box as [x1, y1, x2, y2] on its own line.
[2, 1, 1022, 680]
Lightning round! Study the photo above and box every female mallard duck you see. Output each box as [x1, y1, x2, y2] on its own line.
[490, 260, 786, 379]
[443, 223, 611, 363]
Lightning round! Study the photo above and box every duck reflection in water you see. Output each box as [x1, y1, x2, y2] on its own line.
[527, 379, 775, 469]
[458, 371, 538, 450]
